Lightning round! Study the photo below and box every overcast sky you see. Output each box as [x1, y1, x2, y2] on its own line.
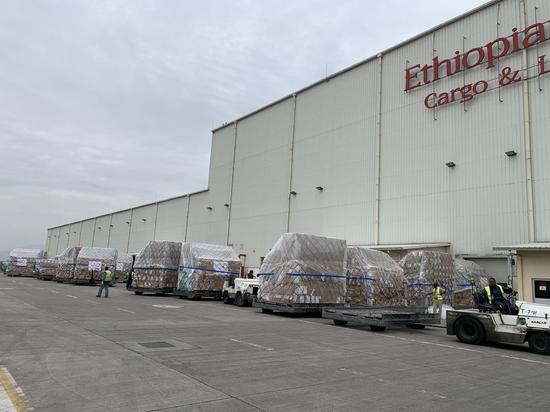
[0, 0, 488, 256]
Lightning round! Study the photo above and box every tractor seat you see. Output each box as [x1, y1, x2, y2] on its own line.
[473, 292, 500, 312]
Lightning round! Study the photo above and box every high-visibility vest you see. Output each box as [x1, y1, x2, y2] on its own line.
[104, 270, 113, 283]
[484, 285, 504, 304]
[433, 287, 444, 301]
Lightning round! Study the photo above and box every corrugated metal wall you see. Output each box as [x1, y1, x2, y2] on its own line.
[45, 0, 550, 268]
[228, 98, 294, 263]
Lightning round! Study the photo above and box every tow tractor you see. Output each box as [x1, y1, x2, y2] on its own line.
[447, 292, 550, 355]
[222, 276, 259, 307]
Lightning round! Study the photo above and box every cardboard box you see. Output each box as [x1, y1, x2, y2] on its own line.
[133, 241, 181, 290]
[257, 233, 347, 305]
[346, 247, 407, 306]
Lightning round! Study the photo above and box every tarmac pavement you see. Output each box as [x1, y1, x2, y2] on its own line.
[1, 275, 549, 412]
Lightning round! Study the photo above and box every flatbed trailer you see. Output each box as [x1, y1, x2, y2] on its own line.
[322, 307, 441, 331]
[129, 287, 173, 295]
[173, 290, 222, 300]
[254, 301, 344, 315]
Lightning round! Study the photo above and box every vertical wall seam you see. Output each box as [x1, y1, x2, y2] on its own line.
[153, 202, 159, 240]
[126, 209, 133, 253]
[520, 0, 536, 242]
[78, 221, 83, 246]
[184, 195, 191, 242]
[91, 218, 97, 247]
[107, 214, 113, 247]
[226, 121, 238, 245]
[374, 54, 384, 245]
[286, 93, 297, 232]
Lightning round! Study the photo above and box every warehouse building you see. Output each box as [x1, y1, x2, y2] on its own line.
[46, 0, 550, 302]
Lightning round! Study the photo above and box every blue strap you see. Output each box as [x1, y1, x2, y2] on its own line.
[347, 276, 376, 281]
[179, 265, 240, 275]
[408, 282, 434, 287]
[134, 266, 178, 271]
[259, 273, 373, 281]
[286, 273, 346, 279]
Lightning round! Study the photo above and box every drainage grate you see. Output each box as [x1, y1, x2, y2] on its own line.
[138, 341, 175, 349]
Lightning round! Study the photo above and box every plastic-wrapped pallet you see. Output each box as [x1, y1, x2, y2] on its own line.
[399, 251, 461, 306]
[7, 249, 44, 276]
[36, 258, 59, 280]
[453, 258, 489, 305]
[115, 253, 134, 282]
[56, 247, 82, 282]
[346, 247, 408, 306]
[177, 243, 241, 294]
[257, 233, 347, 306]
[133, 241, 181, 290]
[73, 247, 117, 284]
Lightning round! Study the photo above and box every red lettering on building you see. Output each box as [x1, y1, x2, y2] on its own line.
[540, 55, 550, 75]
[405, 20, 550, 92]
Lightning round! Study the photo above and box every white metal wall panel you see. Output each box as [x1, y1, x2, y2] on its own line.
[290, 63, 379, 244]
[379, 1, 528, 256]
[128, 204, 156, 253]
[46, 0, 550, 260]
[187, 126, 234, 245]
[186, 191, 226, 244]
[526, 1, 550, 240]
[79, 219, 95, 250]
[109, 210, 132, 253]
[466, 257, 508, 283]
[46, 229, 54, 257]
[68, 223, 81, 248]
[55, 225, 70, 252]
[92, 215, 111, 247]
[228, 98, 294, 267]
[155, 196, 188, 241]
[52, 227, 62, 255]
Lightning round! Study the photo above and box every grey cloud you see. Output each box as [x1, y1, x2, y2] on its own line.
[0, 0, 486, 254]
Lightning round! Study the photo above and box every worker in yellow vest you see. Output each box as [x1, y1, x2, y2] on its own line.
[432, 282, 446, 314]
[482, 277, 514, 313]
[96, 266, 113, 298]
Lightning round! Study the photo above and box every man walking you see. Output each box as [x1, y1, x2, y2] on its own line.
[96, 266, 113, 298]
[432, 282, 446, 314]
[125, 268, 134, 290]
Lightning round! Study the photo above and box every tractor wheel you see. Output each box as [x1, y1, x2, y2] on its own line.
[134, 291, 143, 295]
[528, 333, 550, 355]
[223, 292, 233, 304]
[333, 319, 348, 326]
[235, 292, 245, 307]
[261, 308, 274, 314]
[455, 317, 485, 345]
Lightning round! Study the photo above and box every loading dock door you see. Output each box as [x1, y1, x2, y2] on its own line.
[533, 279, 550, 304]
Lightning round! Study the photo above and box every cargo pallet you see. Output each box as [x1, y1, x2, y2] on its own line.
[35, 275, 55, 281]
[322, 307, 441, 331]
[254, 301, 345, 315]
[129, 287, 173, 295]
[6, 273, 34, 278]
[70, 279, 101, 286]
[173, 290, 222, 300]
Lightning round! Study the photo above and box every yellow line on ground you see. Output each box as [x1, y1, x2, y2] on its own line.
[0, 367, 27, 412]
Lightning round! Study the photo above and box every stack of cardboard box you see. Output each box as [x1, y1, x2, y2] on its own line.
[177, 243, 241, 294]
[257, 233, 347, 306]
[56, 247, 81, 282]
[7, 249, 44, 277]
[73, 247, 117, 284]
[346, 247, 407, 306]
[399, 251, 459, 307]
[133, 241, 181, 290]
